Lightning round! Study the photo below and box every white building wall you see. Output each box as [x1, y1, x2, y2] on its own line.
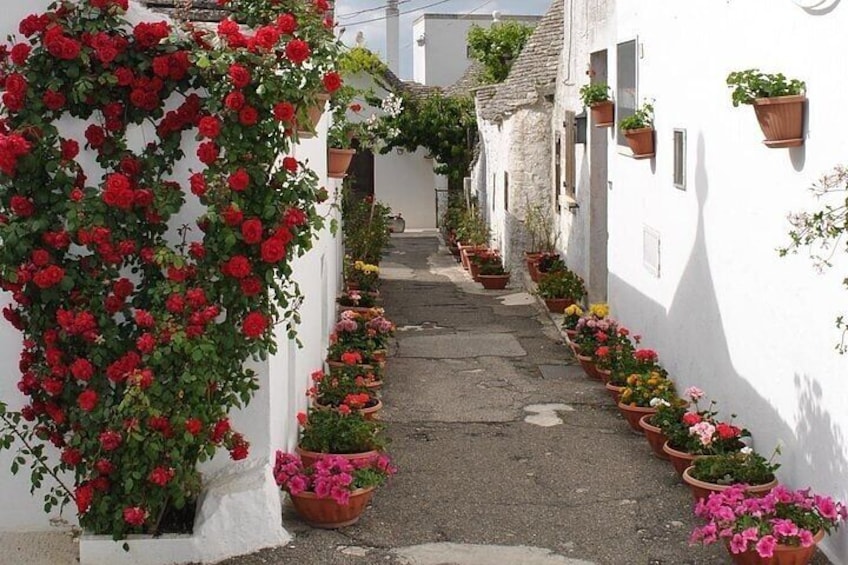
[374, 148, 437, 229]
[0, 3, 342, 553]
[561, 1, 848, 562]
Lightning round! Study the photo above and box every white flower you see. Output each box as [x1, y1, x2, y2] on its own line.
[650, 397, 670, 408]
[740, 446, 753, 455]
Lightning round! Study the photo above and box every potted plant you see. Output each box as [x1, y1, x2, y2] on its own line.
[274, 452, 396, 528]
[536, 268, 586, 313]
[327, 120, 358, 178]
[536, 253, 566, 279]
[473, 252, 511, 289]
[726, 69, 806, 148]
[327, 310, 395, 367]
[662, 388, 751, 477]
[639, 397, 688, 460]
[616, 371, 677, 433]
[619, 100, 655, 158]
[295, 409, 387, 468]
[345, 260, 381, 293]
[683, 447, 780, 502]
[579, 83, 614, 127]
[690, 484, 845, 563]
[561, 304, 584, 341]
[308, 369, 382, 420]
[571, 305, 615, 380]
[342, 193, 393, 265]
[337, 289, 380, 313]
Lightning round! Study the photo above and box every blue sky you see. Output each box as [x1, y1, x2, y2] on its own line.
[335, 0, 552, 79]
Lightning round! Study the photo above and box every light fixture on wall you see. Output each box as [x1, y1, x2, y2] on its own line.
[416, 34, 426, 46]
[573, 111, 587, 144]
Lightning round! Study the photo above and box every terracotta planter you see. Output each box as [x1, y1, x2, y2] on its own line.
[459, 245, 481, 271]
[639, 414, 669, 460]
[525, 252, 543, 282]
[681, 466, 778, 503]
[328, 148, 356, 179]
[663, 441, 702, 477]
[564, 328, 577, 341]
[295, 446, 381, 469]
[752, 94, 806, 148]
[604, 382, 624, 404]
[622, 127, 655, 159]
[297, 93, 330, 139]
[326, 360, 379, 375]
[543, 297, 575, 314]
[597, 368, 611, 384]
[468, 260, 481, 282]
[289, 486, 375, 528]
[725, 530, 823, 565]
[336, 305, 377, 315]
[478, 274, 510, 290]
[575, 354, 600, 380]
[590, 100, 614, 127]
[616, 403, 656, 433]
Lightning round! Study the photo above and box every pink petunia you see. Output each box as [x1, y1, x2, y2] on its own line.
[755, 535, 777, 558]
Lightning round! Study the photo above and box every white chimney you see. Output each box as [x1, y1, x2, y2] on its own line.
[386, 0, 400, 75]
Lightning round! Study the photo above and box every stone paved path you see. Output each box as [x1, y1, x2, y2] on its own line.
[224, 234, 753, 565]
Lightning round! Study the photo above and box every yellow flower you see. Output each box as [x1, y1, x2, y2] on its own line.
[564, 304, 583, 317]
[626, 374, 638, 386]
[589, 303, 609, 318]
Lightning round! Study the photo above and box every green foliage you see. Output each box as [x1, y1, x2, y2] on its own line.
[473, 252, 507, 275]
[619, 371, 677, 407]
[619, 100, 654, 131]
[375, 92, 477, 186]
[455, 206, 489, 246]
[524, 200, 558, 253]
[579, 83, 611, 106]
[298, 409, 386, 454]
[689, 449, 780, 486]
[338, 47, 388, 77]
[467, 21, 535, 83]
[535, 269, 586, 301]
[342, 191, 392, 264]
[310, 366, 374, 408]
[726, 69, 805, 107]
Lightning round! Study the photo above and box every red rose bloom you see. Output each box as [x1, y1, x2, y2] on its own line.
[185, 418, 203, 435]
[221, 205, 244, 226]
[242, 311, 268, 338]
[276, 13, 297, 34]
[285, 39, 311, 65]
[322, 71, 342, 93]
[95, 459, 115, 475]
[114, 67, 134, 86]
[260, 238, 286, 264]
[189, 172, 207, 196]
[282, 157, 298, 173]
[77, 389, 98, 412]
[75, 484, 94, 514]
[241, 218, 263, 244]
[10, 196, 35, 217]
[228, 64, 251, 88]
[198, 116, 221, 138]
[70, 358, 95, 381]
[102, 173, 134, 210]
[254, 26, 280, 50]
[42, 90, 66, 111]
[230, 443, 249, 460]
[148, 466, 174, 487]
[133, 21, 170, 49]
[61, 139, 79, 160]
[61, 448, 82, 466]
[99, 430, 122, 451]
[85, 125, 106, 149]
[197, 141, 219, 165]
[222, 255, 251, 278]
[33, 265, 65, 289]
[273, 101, 295, 122]
[122, 506, 147, 526]
[10, 43, 31, 66]
[240, 277, 262, 296]
[228, 168, 250, 191]
[211, 418, 231, 443]
[224, 91, 245, 111]
[238, 106, 258, 126]
[136, 333, 156, 354]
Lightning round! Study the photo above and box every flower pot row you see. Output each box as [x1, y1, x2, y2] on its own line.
[456, 244, 512, 290]
[560, 303, 845, 564]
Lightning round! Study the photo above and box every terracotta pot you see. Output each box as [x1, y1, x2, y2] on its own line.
[604, 382, 624, 404]
[682, 466, 778, 503]
[297, 93, 330, 139]
[289, 486, 375, 528]
[597, 368, 611, 384]
[575, 354, 600, 380]
[295, 446, 381, 469]
[752, 94, 806, 148]
[564, 328, 578, 341]
[336, 305, 376, 315]
[468, 260, 481, 282]
[590, 100, 614, 127]
[616, 403, 656, 433]
[638, 414, 669, 460]
[543, 297, 575, 314]
[326, 360, 379, 375]
[328, 148, 356, 179]
[663, 441, 702, 477]
[725, 530, 823, 565]
[314, 398, 383, 421]
[622, 127, 655, 158]
[478, 274, 510, 290]
[459, 246, 473, 270]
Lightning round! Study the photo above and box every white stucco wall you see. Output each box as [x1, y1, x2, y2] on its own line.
[561, 1, 848, 562]
[375, 148, 438, 229]
[0, 2, 342, 550]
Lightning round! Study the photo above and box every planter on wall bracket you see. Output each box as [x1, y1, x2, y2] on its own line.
[297, 93, 330, 139]
[327, 148, 356, 179]
[751, 94, 806, 148]
[589, 100, 615, 128]
[622, 127, 655, 159]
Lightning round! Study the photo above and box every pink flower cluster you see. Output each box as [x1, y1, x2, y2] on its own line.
[273, 452, 396, 506]
[691, 485, 846, 557]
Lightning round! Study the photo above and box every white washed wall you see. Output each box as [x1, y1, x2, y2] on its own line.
[561, 0, 848, 562]
[0, 5, 342, 559]
[375, 148, 437, 229]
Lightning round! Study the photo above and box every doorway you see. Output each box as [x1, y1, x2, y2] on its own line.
[589, 50, 609, 302]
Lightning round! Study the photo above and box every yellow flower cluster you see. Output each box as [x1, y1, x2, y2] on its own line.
[589, 302, 609, 318]
[353, 261, 380, 274]
[564, 304, 583, 317]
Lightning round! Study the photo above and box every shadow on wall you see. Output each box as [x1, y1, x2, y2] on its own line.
[559, 149, 590, 280]
[503, 211, 526, 276]
[608, 132, 848, 559]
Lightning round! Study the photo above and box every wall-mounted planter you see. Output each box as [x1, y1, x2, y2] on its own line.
[589, 100, 614, 128]
[327, 148, 356, 178]
[297, 93, 330, 139]
[622, 127, 655, 159]
[751, 94, 805, 148]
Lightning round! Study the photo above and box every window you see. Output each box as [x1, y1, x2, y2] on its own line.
[563, 110, 576, 201]
[616, 39, 637, 148]
[554, 137, 562, 212]
[504, 172, 509, 211]
[673, 129, 686, 190]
